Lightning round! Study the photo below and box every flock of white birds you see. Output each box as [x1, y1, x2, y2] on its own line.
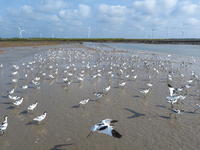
[0, 44, 200, 141]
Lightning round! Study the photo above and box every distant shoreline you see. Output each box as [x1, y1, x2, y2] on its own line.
[0, 38, 200, 48]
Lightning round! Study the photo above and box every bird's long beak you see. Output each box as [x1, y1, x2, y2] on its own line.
[86, 131, 93, 140]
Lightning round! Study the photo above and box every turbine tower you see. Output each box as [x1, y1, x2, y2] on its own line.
[18, 27, 25, 38]
[167, 32, 169, 39]
[87, 26, 91, 38]
[152, 28, 154, 39]
[52, 34, 55, 38]
[182, 30, 184, 38]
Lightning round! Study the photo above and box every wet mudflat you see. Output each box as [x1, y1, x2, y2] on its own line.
[0, 43, 200, 150]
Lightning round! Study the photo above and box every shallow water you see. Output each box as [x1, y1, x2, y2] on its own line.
[84, 42, 200, 58]
[1, 43, 200, 150]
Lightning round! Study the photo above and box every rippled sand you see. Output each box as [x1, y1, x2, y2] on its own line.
[0, 43, 200, 150]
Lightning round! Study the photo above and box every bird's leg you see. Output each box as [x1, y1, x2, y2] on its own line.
[86, 131, 93, 140]
[193, 108, 199, 113]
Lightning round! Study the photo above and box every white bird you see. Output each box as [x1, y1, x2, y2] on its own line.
[12, 78, 18, 83]
[64, 80, 72, 87]
[140, 88, 150, 94]
[13, 97, 23, 107]
[167, 98, 178, 104]
[7, 94, 20, 101]
[170, 109, 184, 118]
[187, 78, 193, 83]
[79, 98, 89, 106]
[146, 83, 153, 87]
[8, 87, 15, 94]
[103, 84, 111, 92]
[0, 115, 8, 135]
[27, 101, 38, 112]
[11, 71, 18, 75]
[119, 81, 126, 87]
[19, 85, 28, 90]
[179, 94, 187, 100]
[49, 74, 54, 79]
[33, 111, 47, 124]
[133, 75, 137, 79]
[91, 74, 97, 79]
[32, 79, 40, 87]
[77, 76, 84, 82]
[62, 77, 68, 82]
[168, 84, 176, 96]
[87, 118, 122, 140]
[34, 77, 40, 81]
[93, 92, 103, 100]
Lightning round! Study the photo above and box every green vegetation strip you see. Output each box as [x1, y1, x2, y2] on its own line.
[0, 38, 200, 44]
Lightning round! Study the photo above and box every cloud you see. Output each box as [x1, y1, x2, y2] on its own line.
[184, 18, 200, 26]
[172, 1, 199, 16]
[98, 4, 128, 17]
[58, 4, 90, 20]
[21, 5, 33, 14]
[96, 4, 131, 26]
[78, 4, 90, 18]
[131, 0, 177, 16]
[132, 0, 157, 15]
[35, 0, 69, 13]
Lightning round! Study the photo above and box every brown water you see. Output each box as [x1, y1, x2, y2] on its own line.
[1, 43, 200, 150]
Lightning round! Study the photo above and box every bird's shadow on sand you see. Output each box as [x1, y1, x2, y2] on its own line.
[6, 106, 15, 109]
[184, 111, 200, 114]
[26, 121, 45, 125]
[158, 116, 170, 119]
[124, 108, 145, 118]
[1, 102, 12, 104]
[50, 143, 74, 150]
[155, 105, 167, 108]
[114, 87, 120, 89]
[1, 96, 7, 99]
[20, 110, 28, 115]
[71, 105, 80, 108]
[133, 95, 140, 98]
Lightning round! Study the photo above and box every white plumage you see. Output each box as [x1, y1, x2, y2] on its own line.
[33, 111, 47, 124]
[27, 101, 38, 112]
[87, 118, 122, 139]
[0, 115, 8, 135]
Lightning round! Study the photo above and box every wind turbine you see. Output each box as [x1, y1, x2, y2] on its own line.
[152, 28, 154, 39]
[52, 34, 55, 38]
[167, 32, 169, 39]
[87, 26, 91, 38]
[40, 33, 42, 38]
[18, 27, 25, 38]
[182, 30, 184, 38]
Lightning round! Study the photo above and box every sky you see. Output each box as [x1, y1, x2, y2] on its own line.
[0, 0, 200, 39]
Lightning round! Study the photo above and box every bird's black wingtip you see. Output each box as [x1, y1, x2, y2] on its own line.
[112, 129, 122, 138]
[111, 120, 118, 123]
[168, 84, 172, 87]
